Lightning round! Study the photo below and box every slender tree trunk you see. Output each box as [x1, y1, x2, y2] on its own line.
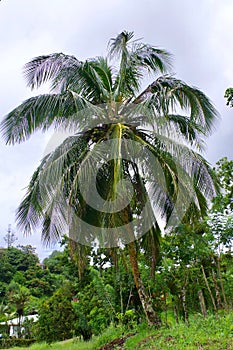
[216, 255, 227, 308]
[150, 230, 160, 280]
[212, 269, 223, 309]
[163, 292, 168, 327]
[174, 304, 179, 324]
[150, 237, 156, 280]
[125, 286, 133, 313]
[120, 282, 124, 315]
[201, 265, 217, 312]
[198, 289, 207, 317]
[128, 242, 161, 327]
[181, 285, 189, 324]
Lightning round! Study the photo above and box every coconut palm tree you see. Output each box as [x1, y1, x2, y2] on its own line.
[1, 31, 218, 325]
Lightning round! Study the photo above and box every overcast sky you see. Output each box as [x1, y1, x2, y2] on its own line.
[0, 0, 232, 260]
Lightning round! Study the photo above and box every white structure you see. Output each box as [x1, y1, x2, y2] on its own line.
[0, 314, 38, 337]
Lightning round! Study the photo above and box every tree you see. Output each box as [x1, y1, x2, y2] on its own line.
[7, 282, 30, 337]
[206, 157, 233, 309]
[3, 225, 18, 248]
[1, 31, 218, 325]
[212, 157, 233, 214]
[6, 246, 39, 272]
[37, 285, 77, 343]
[224, 88, 233, 107]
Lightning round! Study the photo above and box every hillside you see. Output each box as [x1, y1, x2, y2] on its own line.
[4, 311, 233, 350]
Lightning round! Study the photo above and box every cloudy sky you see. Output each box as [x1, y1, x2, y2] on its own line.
[0, 0, 232, 260]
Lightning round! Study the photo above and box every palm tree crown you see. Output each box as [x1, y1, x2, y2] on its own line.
[1, 31, 218, 248]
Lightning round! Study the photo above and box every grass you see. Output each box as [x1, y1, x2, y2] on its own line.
[1, 325, 125, 350]
[125, 311, 233, 349]
[3, 311, 233, 350]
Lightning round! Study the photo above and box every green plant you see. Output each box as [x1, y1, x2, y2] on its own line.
[116, 309, 137, 330]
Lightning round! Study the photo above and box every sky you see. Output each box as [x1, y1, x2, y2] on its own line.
[0, 0, 233, 260]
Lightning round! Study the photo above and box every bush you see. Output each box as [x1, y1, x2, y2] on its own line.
[36, 287, 77, 343]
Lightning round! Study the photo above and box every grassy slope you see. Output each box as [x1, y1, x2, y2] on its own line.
[125, 311, 233, 349]
[5, 311, 233, 350]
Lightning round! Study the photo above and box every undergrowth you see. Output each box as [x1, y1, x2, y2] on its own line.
[3, 310, 233, 350]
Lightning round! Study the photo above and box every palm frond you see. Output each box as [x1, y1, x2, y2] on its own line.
[132, 43, 172, 74]
[16, 157, 48, 235]
[0, 91, 103, 144]
[23, 53, 80, 90]
[108, 31, 135, 59]
[40, 185, 69, 245]
[72, 59, 112, 103]
[149, 76, 219, 135]
[124, 128, 218, 223]
[109, 32, 171, 101]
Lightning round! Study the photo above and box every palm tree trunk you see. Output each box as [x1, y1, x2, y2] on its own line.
[128, 242, 160, 327]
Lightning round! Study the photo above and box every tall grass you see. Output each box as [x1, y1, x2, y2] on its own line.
[125, 311, 233, 349]
[4, 311, 233, 350]
[3, 324, 125, 350]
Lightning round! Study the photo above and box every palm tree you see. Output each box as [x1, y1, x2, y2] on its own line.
[7, 282, 30, 336]
[1, 31, 218, 325]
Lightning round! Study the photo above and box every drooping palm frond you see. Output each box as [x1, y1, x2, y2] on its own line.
[16, 134, 90, 241]
[123, 127, 218, 222]
[139, 76, 218, 135]
[120, 100, 204, 152]
[131, 43, 172, 74]
[23, 53, 80, 90]
[68, 239, 91, 279]
[140, 224, 161, 277]
[0, 91, 103, 144]
[16, 156, 48, 235]
[127, 76, 219, 155]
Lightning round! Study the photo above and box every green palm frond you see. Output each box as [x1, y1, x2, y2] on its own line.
[109, 31, 171, 74]
[0, 91, 102, 144]
[108, 31, 135, 59]
[109, 31, 172, 101]
[40, 184, 69, 245]
[149, 76, 219, 135]
[125, 127, 217, 221]
[16, 134, 90, 239]
[123, 100, 204, 150]
[71, 59, 112, 103]
[23, 53, 80, 90]
[16, 157, 48, 235]
[132, 43, 172, 74]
